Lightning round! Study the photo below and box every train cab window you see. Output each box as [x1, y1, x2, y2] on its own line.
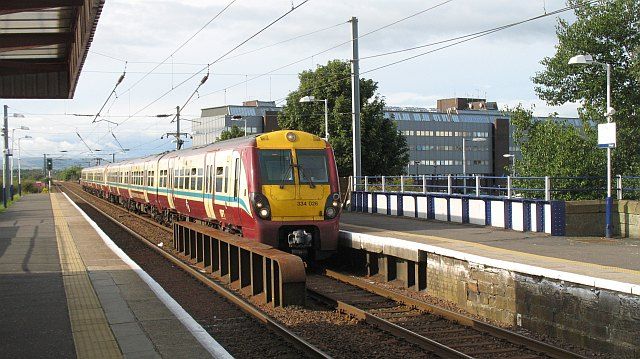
[215, 167, 223, 192]
[295, 149, 329, 184]
[258, 149, 293, 185]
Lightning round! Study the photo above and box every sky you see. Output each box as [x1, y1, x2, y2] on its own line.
[5, 0, 581, 166]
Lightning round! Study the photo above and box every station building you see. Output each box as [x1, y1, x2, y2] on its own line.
[192, 100, 280, 146]
[191, 97, 580, 176]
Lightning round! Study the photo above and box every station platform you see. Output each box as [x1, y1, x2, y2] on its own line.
[340, 212, 640, 292]
[0, 193, 231, 358]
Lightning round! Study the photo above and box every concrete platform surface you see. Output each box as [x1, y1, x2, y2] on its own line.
[341, 212, 640, 290]
[0, 193, 231, 358]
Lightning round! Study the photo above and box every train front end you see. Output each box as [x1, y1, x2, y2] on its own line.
[250, 130, 340, 260]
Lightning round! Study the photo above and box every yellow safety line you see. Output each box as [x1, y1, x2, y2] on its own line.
[342, 221, 640, 277]
[51, 193, 122, 359]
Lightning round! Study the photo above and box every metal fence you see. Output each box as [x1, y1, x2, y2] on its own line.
[352, 175, 640, 201]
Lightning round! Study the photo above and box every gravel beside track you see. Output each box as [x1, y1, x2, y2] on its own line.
[60, 182, 436, 358]
[307, 274, 559, 359]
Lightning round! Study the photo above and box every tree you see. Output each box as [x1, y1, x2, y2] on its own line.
[532, 0, 640, 175]
[57, 166, 83, 181]
[510, 105, 605, 199]
[217, 125, 245, 142]
[278, 60, 409, 176]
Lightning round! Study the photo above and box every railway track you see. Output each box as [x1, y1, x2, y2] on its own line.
[56, 182, 329, 359]
[59, 182, 589, 358]
[307, 272, 586, 359]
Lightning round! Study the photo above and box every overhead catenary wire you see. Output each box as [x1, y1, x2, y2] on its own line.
[76, 132, 97, 155]
[112, 0, 312, 132]
[92, 66, 126, 123]
[117, 0, 238, 98]
[195, 0, 458, 100]
[270, 0, 597, 104]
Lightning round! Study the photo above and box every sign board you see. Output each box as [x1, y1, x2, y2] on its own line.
[598, 122, 616, 148]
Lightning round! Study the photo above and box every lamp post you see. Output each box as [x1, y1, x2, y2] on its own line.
[569, 54, 615, 238]
[109, 149, 129, 163]
[503, 154, 515, 176]
[17, 135, 32, 196]
[231, 115, 247, 136]
[462, 137, 486, 194]
[10, 126, 29, 199]
[299, 95, 329, 140]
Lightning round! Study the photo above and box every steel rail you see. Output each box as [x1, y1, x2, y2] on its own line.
[306, 282, 472, 359]
[323, 269, 586, 359]
[58, 183, 331, 359]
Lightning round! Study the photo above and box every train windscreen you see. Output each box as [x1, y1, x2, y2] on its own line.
[295, 149, 329, 184]
[258, 149, 294, 185]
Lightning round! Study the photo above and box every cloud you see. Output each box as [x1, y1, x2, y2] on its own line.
[7, 0, 579, 165]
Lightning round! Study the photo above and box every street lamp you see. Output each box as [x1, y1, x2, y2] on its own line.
[16, 135, 32, 196]
[569, 54, 615, 238]
[10, 126, 29, 199]
[299, 95, 329, 140]
[462, 137, 486, 194]
[503, 154, 515, 176]
[231, 115, 247, 136]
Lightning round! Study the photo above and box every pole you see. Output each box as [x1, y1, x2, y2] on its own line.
[462, 138, 467, 194]
[605, 63, 613, 238]
[17, 138, 22, 196]
[176, 105, 182, 150]
[350, 17, 361, 178]
[244, 117, 247, 136]
[3, 105, 9, 208]
[324, 99, 329, 140]
[10, 129, 14, 200]
[112, 153, 115, 163]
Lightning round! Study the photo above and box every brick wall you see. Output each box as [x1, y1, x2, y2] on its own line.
[347, 247, 640, 356]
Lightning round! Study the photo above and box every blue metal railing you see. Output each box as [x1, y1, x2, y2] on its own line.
[351, 175, 640, 201]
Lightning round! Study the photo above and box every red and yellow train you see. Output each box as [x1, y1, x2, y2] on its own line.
[80, 130, 341, 259]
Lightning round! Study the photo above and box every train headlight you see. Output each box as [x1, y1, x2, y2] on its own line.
[250, 192, 271, 220]
[286, 132, 297, 142]
[325, 207, 337, 219]
[324, 192, 340, 220]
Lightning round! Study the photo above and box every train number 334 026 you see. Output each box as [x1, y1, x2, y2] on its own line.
[297, 201, 319, 206]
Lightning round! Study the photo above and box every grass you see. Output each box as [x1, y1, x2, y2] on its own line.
[0, 193, 21, 213]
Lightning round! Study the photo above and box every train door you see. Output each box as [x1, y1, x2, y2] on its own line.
[204, 152, 216, 219]
[168, 157, 175, 208]
[229, 151, 242, 227]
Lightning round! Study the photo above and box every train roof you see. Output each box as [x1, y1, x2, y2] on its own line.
[81, 130, 327, 172]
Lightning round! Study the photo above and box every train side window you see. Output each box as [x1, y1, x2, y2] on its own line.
[197, 168, 203, 191]
[215, 167, 223, 192]
[191, 168, 197, 190]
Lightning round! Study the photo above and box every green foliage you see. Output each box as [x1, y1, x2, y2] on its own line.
[57, 166, 83, 181]
[510, 105, 606, 199]
[217, 125, 245, 141]
[21, 179, 41, 194]
[532, 0, 640, 175]
[278, 60, 409, 176]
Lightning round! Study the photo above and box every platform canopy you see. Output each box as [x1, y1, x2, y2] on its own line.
[0, 0, 105, 99]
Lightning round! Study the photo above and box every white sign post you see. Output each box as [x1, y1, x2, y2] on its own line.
[598, 122, 616, 148]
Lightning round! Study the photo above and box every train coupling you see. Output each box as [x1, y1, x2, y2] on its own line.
[287, 229, 313, 248]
